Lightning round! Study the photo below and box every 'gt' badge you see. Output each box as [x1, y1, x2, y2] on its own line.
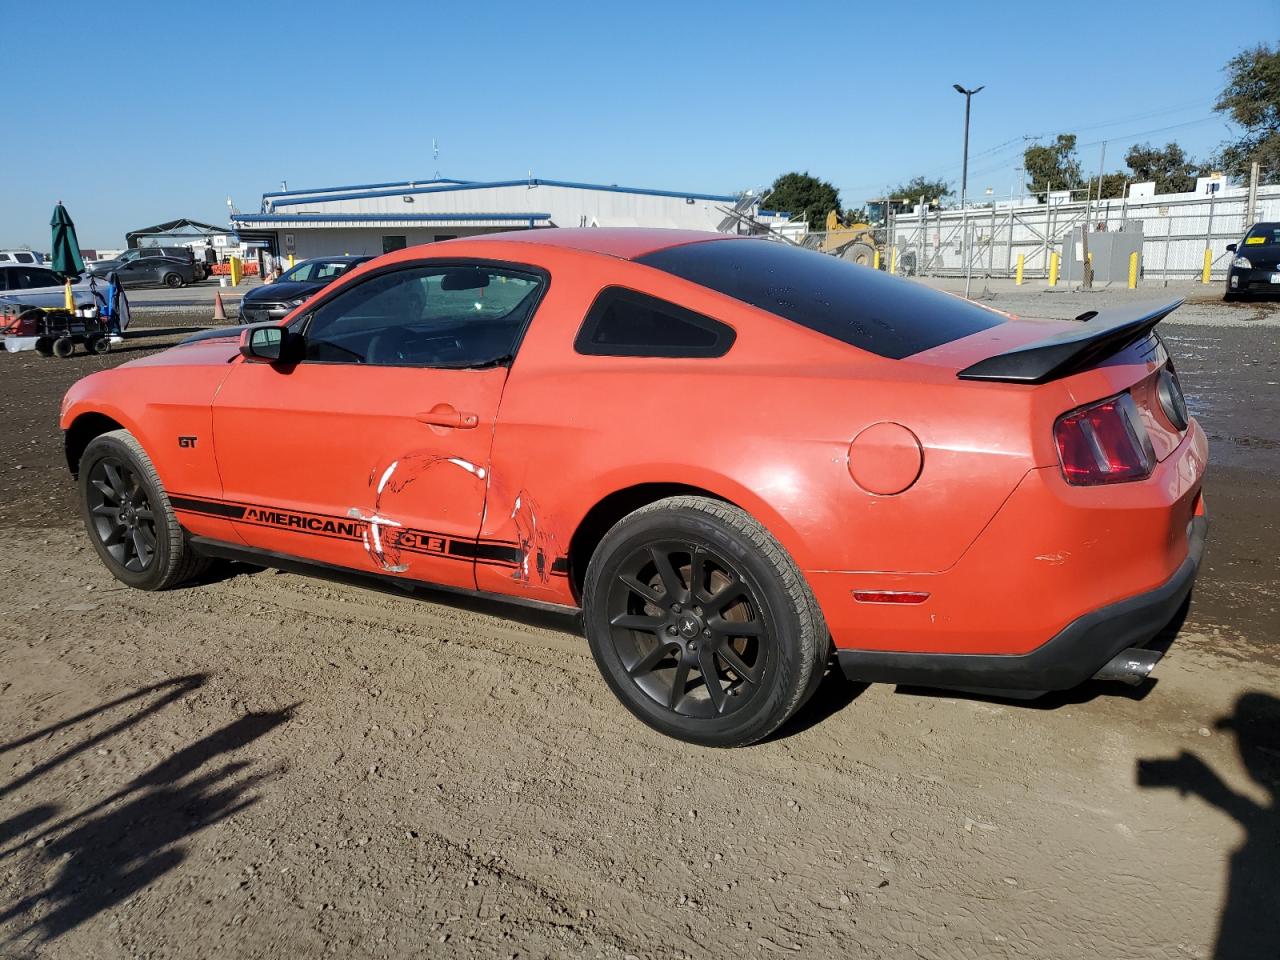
[178, 436, 198, 448]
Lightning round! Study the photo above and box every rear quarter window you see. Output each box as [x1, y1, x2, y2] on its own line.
[636, 239, 1002, 359]
[575, 287, 736, 358]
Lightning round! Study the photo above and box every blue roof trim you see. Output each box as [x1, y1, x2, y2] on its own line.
[262, 177, 470, 200]
[269, 178, 739, 208]
[233, 212, 552, 224]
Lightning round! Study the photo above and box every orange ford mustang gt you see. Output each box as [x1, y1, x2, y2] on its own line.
[60, 229, 1207, 746]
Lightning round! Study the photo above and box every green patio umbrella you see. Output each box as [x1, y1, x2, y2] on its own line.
[50, 202, 85, 281]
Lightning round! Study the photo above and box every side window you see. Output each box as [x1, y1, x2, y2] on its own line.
[574, 287, 736, 358]
[0, 268, 9, 291]
[301, 264, 545, 367]
[13, 268, 60, 290]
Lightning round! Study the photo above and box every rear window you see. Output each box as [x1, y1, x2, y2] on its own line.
[636, 239, 1002, 359]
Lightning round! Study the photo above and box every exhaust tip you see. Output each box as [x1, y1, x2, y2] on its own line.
[1092, 647, 1162, 686]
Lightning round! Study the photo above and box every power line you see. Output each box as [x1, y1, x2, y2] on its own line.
[847, 109, 1220, 200]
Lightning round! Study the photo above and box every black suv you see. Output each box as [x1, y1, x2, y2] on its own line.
[1225, 222, 1280, 300]
[90, 247, 201, 288]
[237, 255, 372, 324]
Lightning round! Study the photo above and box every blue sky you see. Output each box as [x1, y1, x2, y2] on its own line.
[3, 1, 1266, 248]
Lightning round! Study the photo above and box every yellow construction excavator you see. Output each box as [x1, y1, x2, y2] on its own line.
[815, 210, 880, 266]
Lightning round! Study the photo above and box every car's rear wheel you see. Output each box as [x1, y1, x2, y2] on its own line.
[583, 496, 828, 747]
[79, 430, 208, 590]
[163, 272, 183, 288]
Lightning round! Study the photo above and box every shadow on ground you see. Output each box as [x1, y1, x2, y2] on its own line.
[0, 675, 295, 948]
[1138, 691, 1280, 960]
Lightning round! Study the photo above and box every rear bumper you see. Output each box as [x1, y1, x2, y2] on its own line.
[838, 514, 1206, 692]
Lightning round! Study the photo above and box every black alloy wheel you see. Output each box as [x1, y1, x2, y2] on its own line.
[583, 496, 828, 747]
[86, 455, 158, 573]
[77, 430, 208, 590]
[605, 540, 771, 719]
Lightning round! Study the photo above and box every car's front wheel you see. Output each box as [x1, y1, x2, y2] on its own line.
[583, 496, 829, 747]
[79, 430, 208, 590]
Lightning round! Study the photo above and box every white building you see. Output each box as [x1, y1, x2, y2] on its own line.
[230, 176, 776, 260]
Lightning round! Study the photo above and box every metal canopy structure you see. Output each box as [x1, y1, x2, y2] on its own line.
[124, 218, 229, 248]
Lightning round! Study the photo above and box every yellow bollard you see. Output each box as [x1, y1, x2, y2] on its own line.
[229, 255, 242, 287]
[1015, 254, 1025, 286]
[889, 246, 898, 275]
[1128, 251, 1139, 289]
[1048, 251, 1059, 287]
[1201, 248, 1212, 284]
[872, 249, 880, 270]
[288, 254, 295, 269]
[63, 280, 74, 312]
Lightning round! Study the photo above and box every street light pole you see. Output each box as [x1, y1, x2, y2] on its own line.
[954, 83, 984, 298]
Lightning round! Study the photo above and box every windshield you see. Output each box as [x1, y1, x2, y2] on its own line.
[281, 259, 358, 283]
[1243, 225, 1280, 247]
[118, 249, 141, 262]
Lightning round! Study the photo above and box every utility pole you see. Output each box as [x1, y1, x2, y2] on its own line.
[1082, 141, 1105, 290]
[954, 84, 985, 298]
[1247, 160, 1260, 225]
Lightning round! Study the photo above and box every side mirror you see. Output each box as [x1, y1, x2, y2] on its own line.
[240, 325, 298, 363]
[1226, 243, 1237, 253]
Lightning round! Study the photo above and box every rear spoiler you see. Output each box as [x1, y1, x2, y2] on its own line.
[957, 299, 1183, 384]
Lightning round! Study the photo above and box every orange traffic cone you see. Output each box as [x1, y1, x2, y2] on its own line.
[213, 291, 227, 322]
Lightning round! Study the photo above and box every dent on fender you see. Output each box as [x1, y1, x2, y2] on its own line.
[508, 491, 561, 586]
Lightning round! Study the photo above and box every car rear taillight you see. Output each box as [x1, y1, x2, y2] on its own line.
[1156, 364, 1189, 431]
[1054, 392, 1154, 485]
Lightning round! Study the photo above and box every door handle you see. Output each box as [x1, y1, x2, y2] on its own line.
[416, 406, 480, 429]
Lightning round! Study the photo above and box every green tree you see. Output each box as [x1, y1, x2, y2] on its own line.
[1023, 134, 1084, 198]
[885, 176, 952, 209]
[1124, 142, 1201, 193]
[763, 172, 841, 230]
[1097, 172, 1129, 199]
[1214, 43, 1280, 181]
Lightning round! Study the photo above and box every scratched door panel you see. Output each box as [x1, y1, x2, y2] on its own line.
[211, 363, 505, 590]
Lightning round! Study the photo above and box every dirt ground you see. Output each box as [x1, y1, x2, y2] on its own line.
[2, 300, 1279, 959]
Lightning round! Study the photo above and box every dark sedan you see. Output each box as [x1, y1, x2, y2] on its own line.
[237, 256, 372, 324]
[89, 247, 201, 288]
[1225, 222, 1280, 300]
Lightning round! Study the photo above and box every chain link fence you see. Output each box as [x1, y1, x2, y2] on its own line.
[800, 185, 1279, 282]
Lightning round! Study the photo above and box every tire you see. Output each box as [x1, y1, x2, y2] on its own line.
[87, 335, 110, 355]
[52, 337, 74, 358]
[840, 241, 876, 267]
[163, 272, 183, 288]
[582, 495, 829, 747]
[78, 430, 209, 590]
[35, 337, 54, 357]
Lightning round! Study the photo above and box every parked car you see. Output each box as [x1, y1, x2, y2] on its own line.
[0, 264, 100, 311]
[88, 247, 199, 288]
[1225, 222, 1280, 300]
[59, 230, 1207, 746]
[0, 250, 45, 265]
[237, 255, 372, 324]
